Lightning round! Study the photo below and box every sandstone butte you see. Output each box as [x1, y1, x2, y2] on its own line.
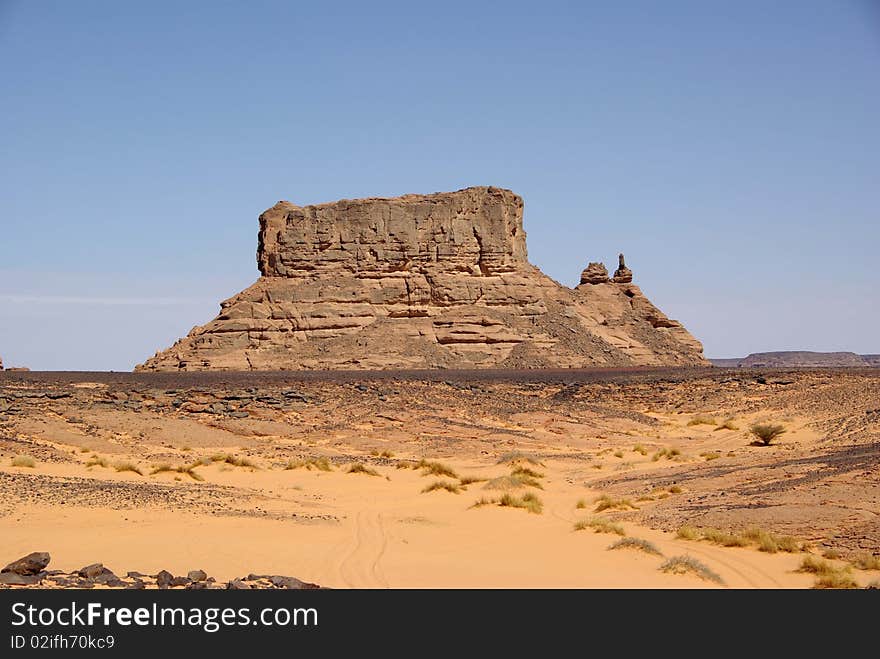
[137, 187, 707, 371]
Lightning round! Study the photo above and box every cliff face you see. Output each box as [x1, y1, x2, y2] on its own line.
[137, 187, 707, 371]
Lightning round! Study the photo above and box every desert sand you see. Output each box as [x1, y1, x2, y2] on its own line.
[2, 368, 878, 588]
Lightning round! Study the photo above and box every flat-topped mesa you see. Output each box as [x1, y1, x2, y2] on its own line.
[137, 187, 707, 371]
[257, 187, 527, 278]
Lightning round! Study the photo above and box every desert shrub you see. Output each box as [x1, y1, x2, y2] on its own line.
[575, 499, 587, 509]
[86, 456, 109, 468]
[632, 444, 649, 455]
[421, 480, 461, 494]
[668, 485, 683, 494]
[609, 537, 663, 556]
[749, 423, 786, 446]
[660, 556, 724, 584]
[573, 518, 625, 536]
[370, 449, 394, 458]
[700, 452, 721, 461]
[347, 463, 379, 476]
[11, 454, 35, 468]
[594, 494, 637, 513]
[688, 415, 717, 427]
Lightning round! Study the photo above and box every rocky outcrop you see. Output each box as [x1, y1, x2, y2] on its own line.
[138, 187, 707, 371]
[580, 262, 609, 285]
[612, 253, 633, 284]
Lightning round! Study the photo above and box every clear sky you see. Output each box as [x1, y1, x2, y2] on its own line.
[1, 1, 878, 370]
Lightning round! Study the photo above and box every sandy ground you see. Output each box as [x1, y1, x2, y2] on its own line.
[1, 368, 878, 588]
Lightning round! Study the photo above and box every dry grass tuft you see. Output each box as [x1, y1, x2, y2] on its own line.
[510, 465, 544, 479]
[700, 452, 721, 461]
[687, 415, 717, 427]
[668, 485, 683, 494]
[700, 528, 750, 548]
[113, 461, 143, 476]
[210, 453, 258, 468]
[498, 492, 543, 514]
[632, 444, 649, 455]
[484, 472, 543, 491]
[151, 463, 204, 481]
[85, 455, 109, 468]
[286, 457, 333, 472]
[797, 555, 858, 588]
[714, 418, 739, 431]
[415, 460, 458, 479]
[347, 462, 380, 477]
[370, 449, 395, 458]
[676, 525, 700, 541]
[660, 556, 724, 584]
[594, 494, 637, 513]
[469, 496, 497, 509]
[458, 475, 486, 486]
[749, 423, 786, 446]
[609, 537, 663, 556]
[11, 454, 36, 468]
[421, 480, 461, 494]
[574, 517, 625, 536]
[652, 447, 683, 462]
[575, 499, 587, 509]
[852, 553, 880, 571]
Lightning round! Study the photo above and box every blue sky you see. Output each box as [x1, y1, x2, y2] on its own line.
[1, 1, 878, 370]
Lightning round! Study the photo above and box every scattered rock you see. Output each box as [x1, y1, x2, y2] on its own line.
[0, 572, 41, 585]
[78, 563, 111, 579]
[2, 552, 50, 575]
[155, 570, 174, 588]
[187, 569, 207, 582]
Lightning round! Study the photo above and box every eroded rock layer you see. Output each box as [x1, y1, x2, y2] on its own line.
[137, 187, 706, 371]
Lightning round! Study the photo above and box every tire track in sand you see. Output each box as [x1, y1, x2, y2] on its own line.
[337, 509, 389, 588]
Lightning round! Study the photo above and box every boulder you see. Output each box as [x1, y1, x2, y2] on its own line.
[2, 552, 50, 576]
